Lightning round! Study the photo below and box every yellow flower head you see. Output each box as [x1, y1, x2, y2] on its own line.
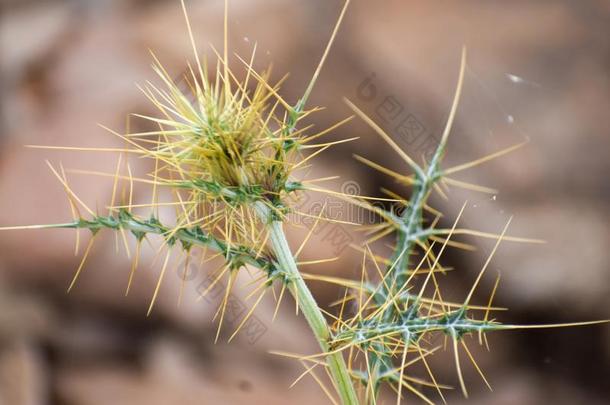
[132, 50, 307, 248]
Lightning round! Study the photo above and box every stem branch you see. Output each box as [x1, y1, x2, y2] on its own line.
[256, 203, 358, 405]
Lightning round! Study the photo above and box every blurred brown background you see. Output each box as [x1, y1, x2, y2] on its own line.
[0, 0, 609, 404]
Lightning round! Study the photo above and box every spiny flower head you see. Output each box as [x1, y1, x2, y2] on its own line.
[129, 51, 312, 248]
[143, 58, 293, 193]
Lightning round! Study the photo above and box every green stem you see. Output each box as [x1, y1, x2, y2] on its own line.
[256, 204, 358, 405]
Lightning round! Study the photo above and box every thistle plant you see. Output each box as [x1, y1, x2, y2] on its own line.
[1, 1, 607, 404]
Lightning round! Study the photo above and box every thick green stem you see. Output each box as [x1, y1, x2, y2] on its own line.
[256, 204, 358, 405]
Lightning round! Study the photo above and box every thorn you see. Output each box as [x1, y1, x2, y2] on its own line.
[68, 235, 96, 292]
[125, 240, 142, 296]
[147, 247, 172, 316]
[452, 334, 468, 398]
